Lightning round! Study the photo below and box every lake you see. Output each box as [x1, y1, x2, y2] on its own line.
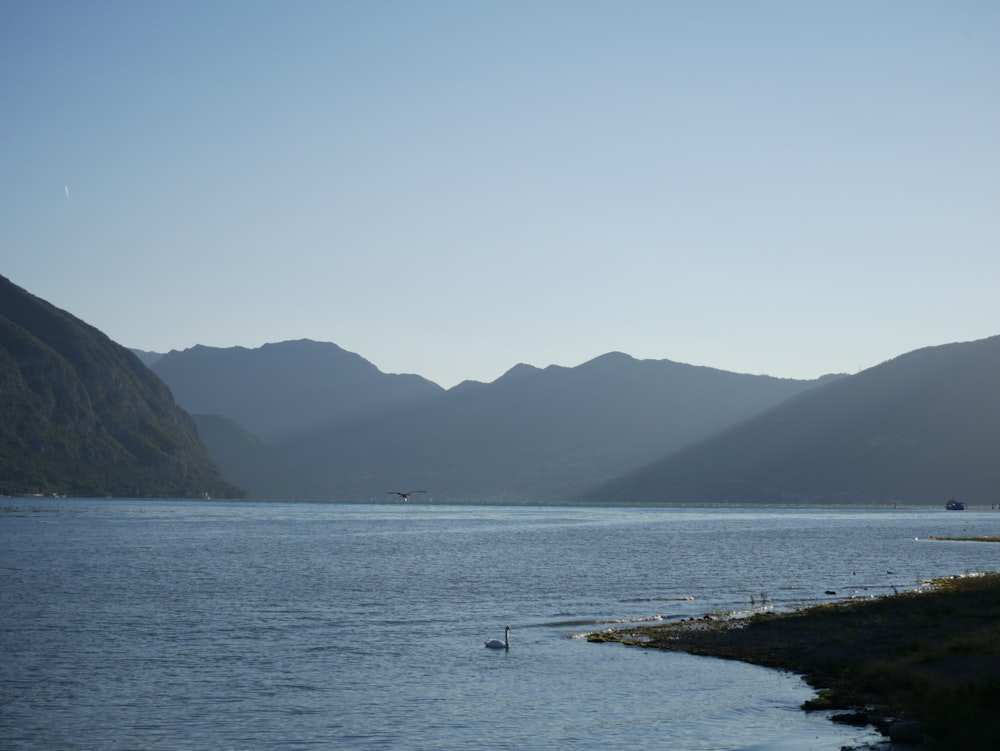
[2, 500, 998, 750]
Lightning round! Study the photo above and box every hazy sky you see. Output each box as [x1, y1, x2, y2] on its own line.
[4, 1, 998, 387]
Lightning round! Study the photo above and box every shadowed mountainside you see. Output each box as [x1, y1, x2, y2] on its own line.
[582, 335, 1000, 505]
[130, 348, 163, 367]
[147, 342, 830, 501]
[191, 414, 322, 500]
[0, 275, 243, 498]
[274, 352, 831, 501]
[151, 340, 443, 443]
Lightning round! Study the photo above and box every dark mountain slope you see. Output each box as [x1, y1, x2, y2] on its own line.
[191, 414, 321, 500]
[0, 275, 242, 497]
[582, 336, 1000, 505]
[130, 348, 164, 366]
[278, 352, 832, 502]
[152, 340, 443, 442]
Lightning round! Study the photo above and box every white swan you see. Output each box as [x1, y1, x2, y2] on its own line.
[484, 626, 511, 650]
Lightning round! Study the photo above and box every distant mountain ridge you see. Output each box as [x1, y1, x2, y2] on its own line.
[583, 336, 1000, 505]
[150, 340, 443, 442]
[8, 276, 992, 506]
[276, 352, 833, 501]
[148, 340, 831, 501]
[0, 275, 242, 498]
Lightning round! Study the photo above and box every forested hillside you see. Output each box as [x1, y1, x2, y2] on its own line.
[0, 275, 243, 498]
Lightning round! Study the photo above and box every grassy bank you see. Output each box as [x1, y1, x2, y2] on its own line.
[589, 572, 1000, 749]
[926, 536, 1000, 543]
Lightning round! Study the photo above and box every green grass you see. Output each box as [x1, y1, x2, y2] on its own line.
[926, 536, 1000, 543]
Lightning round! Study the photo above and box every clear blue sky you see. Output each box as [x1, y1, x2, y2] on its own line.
[4, 1, 998, 388]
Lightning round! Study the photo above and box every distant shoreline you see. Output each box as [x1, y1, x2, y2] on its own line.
[589, 572, 1000, 749]
[925, 535, 1000, 543]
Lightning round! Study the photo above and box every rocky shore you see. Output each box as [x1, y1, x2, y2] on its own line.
[589, 571, 1000, 750]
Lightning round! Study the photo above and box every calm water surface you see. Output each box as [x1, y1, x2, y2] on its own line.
[2, 500, 999, 750]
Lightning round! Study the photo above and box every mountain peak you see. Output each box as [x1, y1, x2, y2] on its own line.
[151, 339, 442, 442]
[496, 363, 542, 382]
[584, 334, 1000, 505]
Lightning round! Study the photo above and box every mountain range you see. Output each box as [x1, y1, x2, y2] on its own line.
[144, 334, 1000, 506]
[141, 342, 832, 502]
[5, 275, 996, 505]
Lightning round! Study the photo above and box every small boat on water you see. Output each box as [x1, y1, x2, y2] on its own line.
[946, 499, 965, 511]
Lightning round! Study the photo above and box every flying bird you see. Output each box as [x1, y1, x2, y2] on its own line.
[64, 185, 70, 201]
[387, 490, 426, 502]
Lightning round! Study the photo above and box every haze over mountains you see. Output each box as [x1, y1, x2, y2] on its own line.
[150, 341, 442, 442]
[288, 353, 841, 502]
[4, 275, 997, 505]
[143, 335, 1000, 506]
[582, 336, 1000, 506]
[142, 342, 832, 502]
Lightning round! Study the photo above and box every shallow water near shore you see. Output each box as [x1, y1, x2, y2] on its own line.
[3, 500, 998, 750]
